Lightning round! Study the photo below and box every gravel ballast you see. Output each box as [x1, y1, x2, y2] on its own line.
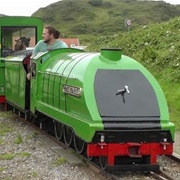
[0, 112, 105, 180]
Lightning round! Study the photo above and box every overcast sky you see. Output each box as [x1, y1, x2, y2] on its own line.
[0, 0, 179, 16]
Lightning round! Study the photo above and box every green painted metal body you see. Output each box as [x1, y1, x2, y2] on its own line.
[5, 56, 27, 110]
[0, 16, 43, 102]
[30, 48, 174, 142]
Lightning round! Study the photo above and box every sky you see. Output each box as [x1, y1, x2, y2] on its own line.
[0, 0, 179, 16]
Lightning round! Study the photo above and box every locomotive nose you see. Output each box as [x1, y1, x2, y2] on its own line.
[100, 48, 122, 61]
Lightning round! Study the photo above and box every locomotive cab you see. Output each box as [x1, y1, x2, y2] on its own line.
[0, 16, 43, 106]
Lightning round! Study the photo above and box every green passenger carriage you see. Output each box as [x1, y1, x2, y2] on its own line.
[4, 47, 175, 171]
[0, 16, 43, 104]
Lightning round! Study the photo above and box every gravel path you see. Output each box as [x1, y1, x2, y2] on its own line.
[0, 112, 105, 180]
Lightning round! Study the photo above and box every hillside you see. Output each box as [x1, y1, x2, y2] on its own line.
[87, 17, 180, 82]
[32, 0, 180, 37]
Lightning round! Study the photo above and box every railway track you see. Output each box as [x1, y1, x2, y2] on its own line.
[149, 154, 180, 180]
[150, 170, 175, 180]
[166, 153, 180, 164]
[12, 112, 180, 180]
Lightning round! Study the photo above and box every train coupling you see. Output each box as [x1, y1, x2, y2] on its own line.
[127, 143, 142, 158]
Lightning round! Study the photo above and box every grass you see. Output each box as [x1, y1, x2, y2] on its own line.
[0, 138, 3, 145]
[26, 132, 39, 142]
[16, 152, 31, 157]
[0, 123, 12, 136]
[0, 153, 16, 160]
[159, 81, 180, 131]
[0, 112, 14, 136]
[0, 111, 14, 118]
[14, 133, 23, 144]
[52, 157, 67, 166]
[0, 166, 5, 172]
[0, 152, 31, 161]
[29, 171, 38, 177]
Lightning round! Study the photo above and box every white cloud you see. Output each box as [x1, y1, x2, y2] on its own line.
[163, 0, 180, 4]
[0, 0, 60, 16]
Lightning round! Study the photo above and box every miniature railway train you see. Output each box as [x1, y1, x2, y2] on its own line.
[0, 16, 175, 171]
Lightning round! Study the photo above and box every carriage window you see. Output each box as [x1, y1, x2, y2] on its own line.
[1, 27, 37, 57]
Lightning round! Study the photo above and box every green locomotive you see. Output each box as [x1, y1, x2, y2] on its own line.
[0, 16, 43, 105]
[5, 48, 174, 171]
